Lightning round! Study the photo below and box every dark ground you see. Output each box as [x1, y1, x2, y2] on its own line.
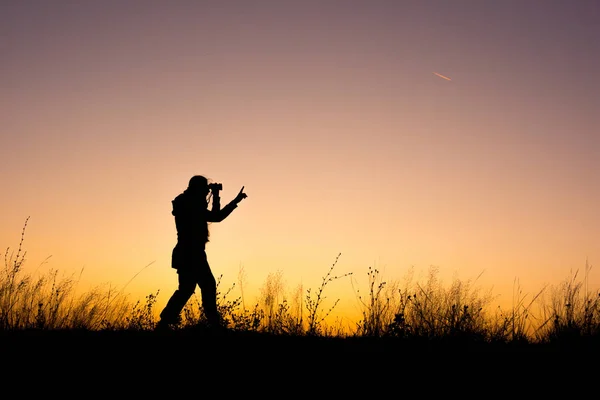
[1, 326, 574, 358]
[3, 327, 598, 355]
[1, 328, 596, 393]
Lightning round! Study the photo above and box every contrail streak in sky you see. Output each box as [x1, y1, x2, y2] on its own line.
[433, 72, 452, 81]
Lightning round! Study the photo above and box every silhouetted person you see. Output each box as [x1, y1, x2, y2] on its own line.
[156, 175, 247, 330]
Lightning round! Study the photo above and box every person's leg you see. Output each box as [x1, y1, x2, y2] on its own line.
[197, 251, 220, 326]
[158, 269, 196, 326]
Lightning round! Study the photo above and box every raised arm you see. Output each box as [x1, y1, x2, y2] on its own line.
[207, 186, 247, 222]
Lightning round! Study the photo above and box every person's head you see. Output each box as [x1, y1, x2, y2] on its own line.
[187, 175, 209, 196]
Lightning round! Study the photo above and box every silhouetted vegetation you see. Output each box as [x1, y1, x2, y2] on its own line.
[2, 218, 599, 354]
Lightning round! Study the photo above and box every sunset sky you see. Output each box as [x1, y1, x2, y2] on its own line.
[2, 1, 598, 324]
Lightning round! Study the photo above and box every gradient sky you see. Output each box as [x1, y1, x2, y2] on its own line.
[2, 1, 599, 324]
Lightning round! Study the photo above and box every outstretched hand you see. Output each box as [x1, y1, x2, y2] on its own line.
[235, 186, 248, 204]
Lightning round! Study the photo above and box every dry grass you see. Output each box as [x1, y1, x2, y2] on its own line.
[2, 218, 599, 351]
